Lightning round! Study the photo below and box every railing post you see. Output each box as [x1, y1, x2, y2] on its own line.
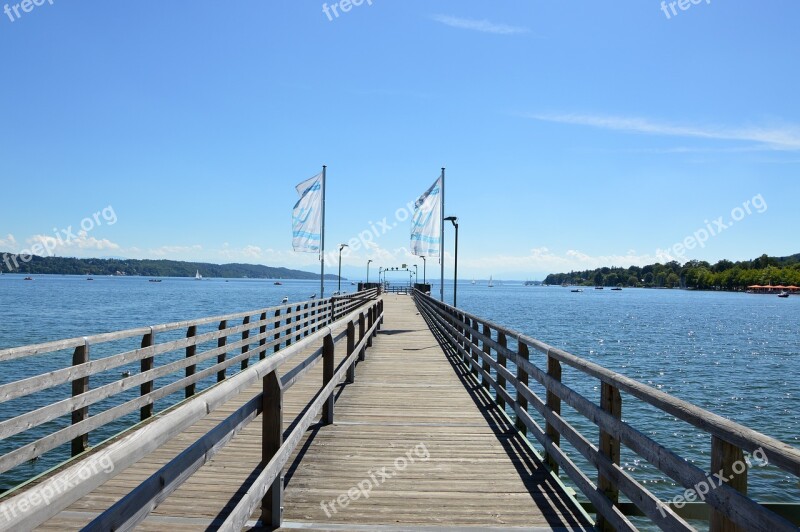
[710, 437, 747, 532]
[295, 305, 302, 342]
[372, 304, 379, 338]
[329, 297, 336, 324]
[481, 323, 491, 391]
[259, 312, 268, 360]
[185, 325, 197, 398]
[261, 370, 283, 529]
[545, 350, 563, 474]
[367, 307, 374, 348]
[71, 339, 90, 456]
[598, 382, 622, 532]
[468, 318, 479, 376]
[516, 342, 530, 434]
[241, 316, 251, 370]
[303, 303, 310, 337]
[140, 328, 155, 421]
[217, 320, 228, 382]
[322, 333, 335, 424]
[358, 312, 366, 361]
[273, 309, 281, 354]
[346, 321, 356, 384]
[497, 332, 507, 411]
[285, 308, 293, 347]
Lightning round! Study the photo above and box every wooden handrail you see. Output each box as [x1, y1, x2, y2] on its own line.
[0, 296, 383, 531]
[0, 289, 378, 484]
[414, 290, 800, 532]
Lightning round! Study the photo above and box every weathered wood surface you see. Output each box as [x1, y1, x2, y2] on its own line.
[27, 295, 589, 531]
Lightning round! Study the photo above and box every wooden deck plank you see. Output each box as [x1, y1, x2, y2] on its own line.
[34, 295, 591, 531]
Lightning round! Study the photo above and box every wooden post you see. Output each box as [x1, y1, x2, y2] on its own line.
[303, 303, 310, 337]
[273, 309, 281, 354]
[295, 305, 302, 342]
[241, 315, 251, 370]
[468, 318, 479, 376]
[346, 321, 356, 384]
[71, 340, 90, 456]
[261, 370, 283, 529]
[516, 342, 530, 434]
[371, 304, 378, 339]
[710, 437, 747, 532]
[367, 307, 374, 348]
[322, 334, 335, 424]
[358, 312, 366, 361]
[545, 351, 562, 474]
[285, 308, 293, 347]
[481, 323, 491, 391]
[217, 320, 228, 382]
[259, 312, 268, 360]
[185, 325, 197, 398]
[140, 328, 155, 421]
[497, 332, 507, 410]
[598, 382, 622, 532]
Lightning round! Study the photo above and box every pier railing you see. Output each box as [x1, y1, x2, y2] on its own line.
[0, 288, 378, 490]
[414, 290, 800, 532]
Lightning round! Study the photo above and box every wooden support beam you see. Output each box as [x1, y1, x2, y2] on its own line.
[322, 333, 335, 424]
[497, 332, 507, 411]
[545, 351, 562, 474]
[598, 382, 622, 532]
[240, 315, 251, 370]
[261, 370, 283, 529]
[71, 340, 90, 456]
[217, 320, 228, 383]
[346, 321, 356, 384]
[185, 325, 197, 398]
[140, 328, 155, 421]
[710, 436, 748, 532]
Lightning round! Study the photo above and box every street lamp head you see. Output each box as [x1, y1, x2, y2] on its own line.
[444, 216, 458, 227]
[367, 259, 373, 264]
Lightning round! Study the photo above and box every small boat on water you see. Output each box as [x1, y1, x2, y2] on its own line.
[87, 278, 94, 281]
[611, 287, 622, 291]
[488, 276, 494, 288]
[148, 279, 162, 283]
[274, 281, 283, 286]
[778, 291, 790, 298]
[571, 288, 583, 293]
[23, 277, 33, 281]
[595, 286, 604, 290]
[195, 270, 203, 280]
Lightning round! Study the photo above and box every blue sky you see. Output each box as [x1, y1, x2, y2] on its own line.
[1, 1, 798, 280]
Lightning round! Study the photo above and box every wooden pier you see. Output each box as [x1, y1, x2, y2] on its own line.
[0, 289, 798, 531]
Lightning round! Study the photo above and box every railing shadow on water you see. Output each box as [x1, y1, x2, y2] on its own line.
[413, 289, 800, 532]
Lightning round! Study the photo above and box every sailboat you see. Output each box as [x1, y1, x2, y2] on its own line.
[195, 270, 203, 280]
[488, 276, 494, 288]
[471, 278, 476, 285]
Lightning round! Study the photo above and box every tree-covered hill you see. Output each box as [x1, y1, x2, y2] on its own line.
[543, 253, 800, 289]
[0, 254, 342, 280]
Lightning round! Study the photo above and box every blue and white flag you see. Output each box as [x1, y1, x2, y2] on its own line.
[410, 176, 442, 257]
[292, 173, 323, 253]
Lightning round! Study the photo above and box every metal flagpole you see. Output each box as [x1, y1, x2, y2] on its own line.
[320, 165, 326, 299]
[440, 167, 445, 302]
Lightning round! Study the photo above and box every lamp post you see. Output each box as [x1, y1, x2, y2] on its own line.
[444, 216, 458, 307]
[367, 259, 373, 284]
[413, 264, 418, 285]
[421, 256, 426, 284]
[338, 244, 348, 292]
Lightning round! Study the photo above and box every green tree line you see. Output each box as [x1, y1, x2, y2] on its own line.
[0, 254, 342, 280]
[543, 253, 800, 290]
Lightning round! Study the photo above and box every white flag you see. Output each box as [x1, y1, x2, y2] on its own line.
[292, 173, 323, 253]
[410, 176, 442, 257]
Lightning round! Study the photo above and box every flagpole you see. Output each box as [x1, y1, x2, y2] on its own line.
[440, 167, 445, 302]
[320, 165, 327, 299]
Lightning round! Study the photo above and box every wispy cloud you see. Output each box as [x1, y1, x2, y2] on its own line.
[0, 234, 16, 251]
[28, 232, 120, 252]
[431, 14, 528, 35]
[527, 113, 800, 151]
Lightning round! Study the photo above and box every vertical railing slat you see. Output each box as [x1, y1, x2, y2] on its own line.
[140, 328, 155, 421]
[71, 339, 90, 456]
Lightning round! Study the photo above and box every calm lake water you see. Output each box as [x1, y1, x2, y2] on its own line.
[1, 275, 798, 514]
